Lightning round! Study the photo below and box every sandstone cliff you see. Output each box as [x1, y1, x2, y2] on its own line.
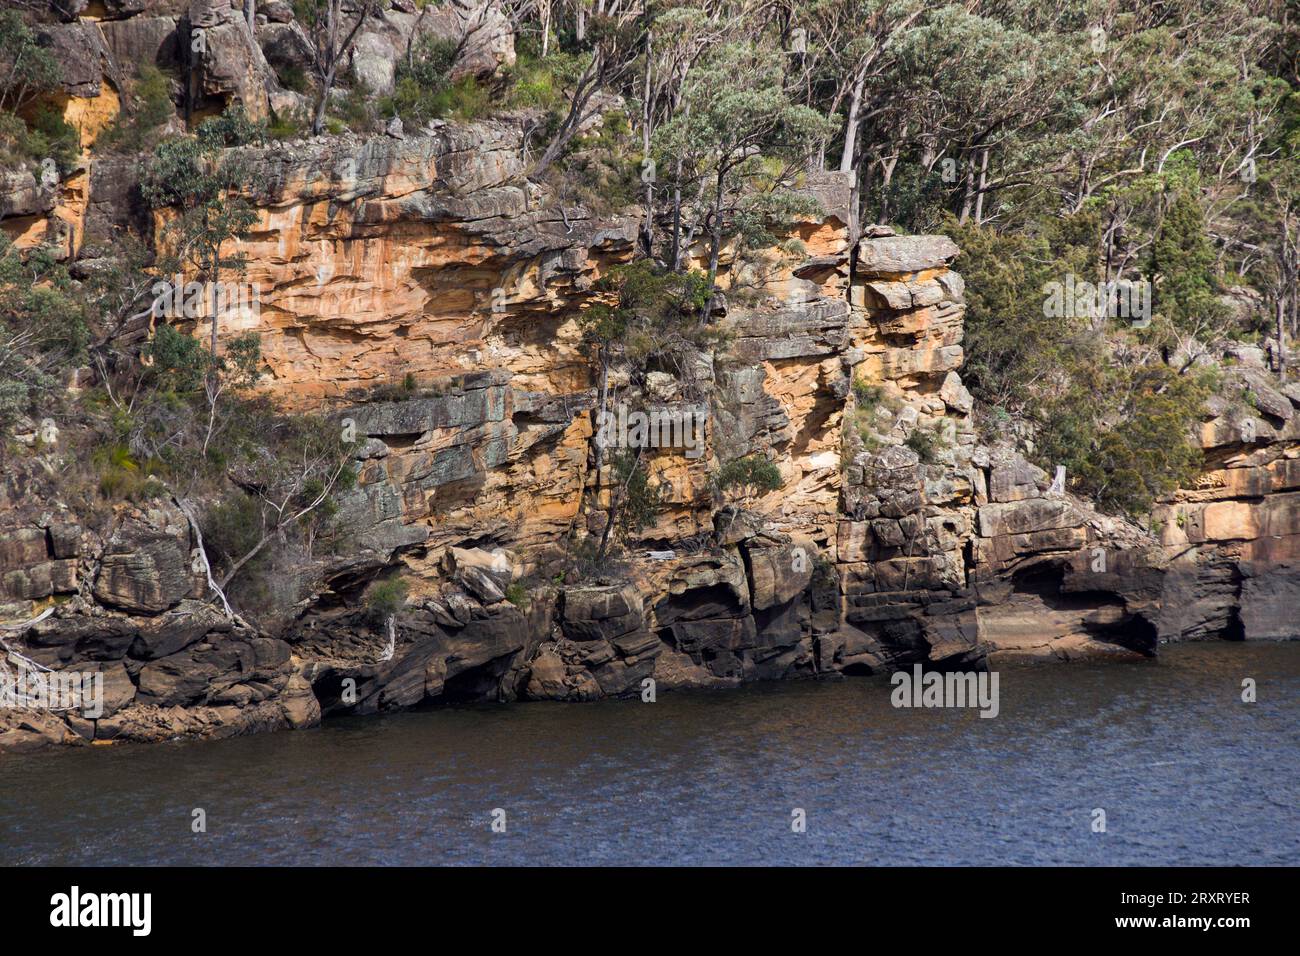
[1, 3, 1297, 753]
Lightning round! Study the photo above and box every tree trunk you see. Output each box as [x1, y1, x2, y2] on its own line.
[669, 173, 682, 271]
[706, 169, 724, 284]
[958, 155, 974, 224]
[312, 65, 334, 135]
[174, 496, 236, 620]
[594, 352, 609, 472]
[640, 22, 654, 257]
[1278, 297, 1288, 383]
[838, 69, 865, 175]
[973, 148, 989, 224]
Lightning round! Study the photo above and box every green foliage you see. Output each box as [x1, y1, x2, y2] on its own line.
[610, 449, 666, 541]
[949, 216, 1213, 515]
[266, 108, 308, 140]
[0, 238, 88, 436]
[27, 107, 78, 172]
[653, 42, 836, 277]
[504, 580, 530, 609]
[199, 105, 264, 150]
[92, 443, 164, 501]
[1036, 364, 1214, 515]
[0, 10, 60, 115]
[0, 102, 78, 173]
[389, 34, 457, 112]
[547, 108, 642, 215]
[850, 378, 897, 453]
[852, 377, 887, 409]
[365, 576, 409, 621]
[332, 78, 378, 133]
[141, 106, 263, 356]
[203, 493, 266, 571]
[145, 327, 262, 396]
[195, 410, 357, 586]
[142, 106, 263, 209]
[379, 36, 493, 125]
[948, 219, 1098, 417]
[98, 65, 173, 154]
[502, 50, 569, 112]
[146, 324, 208, 393]
[711, 454, 783, 505]
[1149, 178, 1230, 335]
[579, 260, 720, 376]
[904, 426, 942, 464]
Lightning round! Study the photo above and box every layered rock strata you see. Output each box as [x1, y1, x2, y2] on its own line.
[2, 117, 1297, 752]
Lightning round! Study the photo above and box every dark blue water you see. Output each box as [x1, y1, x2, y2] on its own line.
[1, 642, 1297, 865]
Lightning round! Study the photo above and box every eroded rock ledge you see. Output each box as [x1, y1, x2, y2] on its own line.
[2, 125, 1297, 753]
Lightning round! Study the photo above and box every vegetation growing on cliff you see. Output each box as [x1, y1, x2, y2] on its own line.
[0, 9, 76, 171]
[2, 0, 1298, 560]
[0, 238, 87, 437]
[711, 454, 783, 508]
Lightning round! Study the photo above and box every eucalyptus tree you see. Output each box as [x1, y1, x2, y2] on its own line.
[652, 42, 836, 286]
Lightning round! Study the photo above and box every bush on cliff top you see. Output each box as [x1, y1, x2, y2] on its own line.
[949, 219, 1214, 516]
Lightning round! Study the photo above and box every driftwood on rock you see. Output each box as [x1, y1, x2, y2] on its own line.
[172, 495, 237, 623]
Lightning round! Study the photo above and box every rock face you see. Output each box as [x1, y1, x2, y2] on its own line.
[0, 460, 315, 751]
[2, 78, 1297, 751]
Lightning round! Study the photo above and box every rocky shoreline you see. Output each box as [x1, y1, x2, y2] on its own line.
[2, 13, 1297, 752]
[3, 191, 1296, 750]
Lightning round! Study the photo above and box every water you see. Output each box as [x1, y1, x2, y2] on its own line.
[1, 642, 1297, 866]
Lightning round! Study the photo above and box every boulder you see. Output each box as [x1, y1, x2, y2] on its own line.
[350, 30, 398, 97]
[189, 0, 274, 119]
[978, 498, 1085, 538]
[93, 514, 192, 614]
[523, 648, 567, 699]
[856, 235, 959, 276]
[743, 540, 814, 610]
[37, 21, 112, 98]
[939, 371, 973, 415]
[988, 457, 1046, 503]
[136, 637, 257, 707]
[0, 171, 51, 221]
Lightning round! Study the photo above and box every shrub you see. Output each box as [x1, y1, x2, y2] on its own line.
[504, 581, 529, 609]
[26, 107, 79, 172]
[202, 493, 265, 572]
[379, 36, 468, 125]
[98, 65, 173, 154]
[147, 324, 208, 393]
[267, 109, 308, 140]
[904, 426, 942, 464]
[711, 454, 783, 505]
[0, 238, 88, 436]
[579, 261, 720, 375]
[366, 576, 409, 621]
[1036, 364, 1213, 515]
[333, 79, 377, 133]
[93, 444, 163, 501]
[852, 377, 886, 407]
